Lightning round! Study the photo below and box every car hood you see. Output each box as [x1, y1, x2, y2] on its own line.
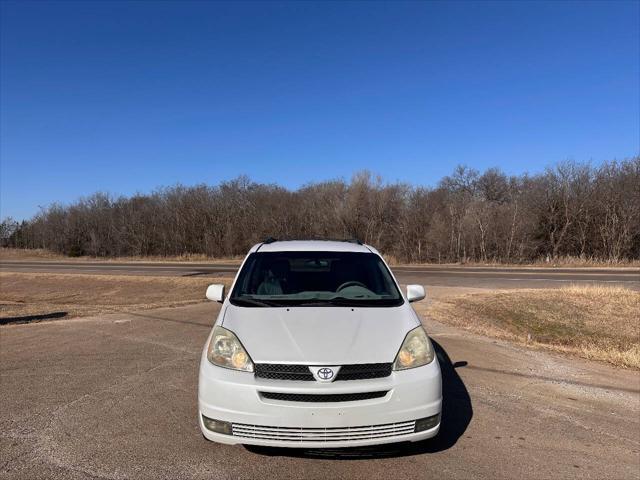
[220, 304, 420, 364]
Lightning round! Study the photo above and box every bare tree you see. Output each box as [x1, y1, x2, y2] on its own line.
[7, 157, 640, 263]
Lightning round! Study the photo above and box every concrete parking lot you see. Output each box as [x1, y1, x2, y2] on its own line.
[1, 299, 639, 479]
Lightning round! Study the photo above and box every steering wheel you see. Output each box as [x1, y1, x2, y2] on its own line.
[336, 281, 367, 291]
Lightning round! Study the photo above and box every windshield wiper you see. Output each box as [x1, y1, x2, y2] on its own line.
[232, 296, 400, 308]
[328, 296, 403, 307]
[328, 297, 376, 306]
[231, 297, 278, 307]
[283, 297, 377, 307]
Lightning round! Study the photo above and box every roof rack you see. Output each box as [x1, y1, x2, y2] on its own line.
[261, 237, 362, 245]
[339, 238, 363, 245]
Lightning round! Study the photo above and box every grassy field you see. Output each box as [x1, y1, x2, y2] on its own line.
[422, 285, 640, 369]
[0, 272, 233, 323]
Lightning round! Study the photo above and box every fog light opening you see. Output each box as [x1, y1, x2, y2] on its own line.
[415, 414, 440, 432]
[201, 415, 232, 435]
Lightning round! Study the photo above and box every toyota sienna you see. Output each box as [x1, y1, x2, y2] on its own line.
[198, 239, 442, 448]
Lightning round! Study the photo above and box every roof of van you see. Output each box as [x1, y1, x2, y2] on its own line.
[249, 240, 376, 254]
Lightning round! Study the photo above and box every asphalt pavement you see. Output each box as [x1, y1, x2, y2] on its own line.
[1, 301, 639, 479]
[1, 260, 638, 290]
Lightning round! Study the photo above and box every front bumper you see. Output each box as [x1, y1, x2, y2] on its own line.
[198, 358, 442, 448]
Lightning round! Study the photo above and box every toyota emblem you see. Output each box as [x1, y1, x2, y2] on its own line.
[317, 367, 334, 380]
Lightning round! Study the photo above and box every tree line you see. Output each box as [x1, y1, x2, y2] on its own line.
[2, 157, 639, 263]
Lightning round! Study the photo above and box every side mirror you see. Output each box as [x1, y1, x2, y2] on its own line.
[406, 284, 426, 303]
[206, 284, 225, 303]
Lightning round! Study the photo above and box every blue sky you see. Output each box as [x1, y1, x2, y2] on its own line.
[1, 1, 638, 220]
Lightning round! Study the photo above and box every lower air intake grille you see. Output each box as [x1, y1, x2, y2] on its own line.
[231, 420, 416, 443]
[260, 391, 388, 402]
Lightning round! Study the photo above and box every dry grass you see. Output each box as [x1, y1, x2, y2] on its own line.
[386, 255, 640, 268]
[4, 248, 638, 268]
[0, 248, 64, 260]
[93, 253, 243, 264]
[421, 285, 640, 368]
[0, 248, 243, 264]
[0, 272, 233, 322]
[526, 255, 640, 268]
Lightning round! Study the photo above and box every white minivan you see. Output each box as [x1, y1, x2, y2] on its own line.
[198, 239, 442, 448]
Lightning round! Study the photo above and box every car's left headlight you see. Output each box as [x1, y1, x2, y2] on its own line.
[393, 326, 435, 370]
[207, 325, 254, 372]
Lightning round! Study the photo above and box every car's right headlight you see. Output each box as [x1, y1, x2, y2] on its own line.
[207, 325, 254, 372]
[393, 326, 435, 370]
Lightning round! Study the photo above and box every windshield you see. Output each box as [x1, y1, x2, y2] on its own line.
[229, 251, 403, 307]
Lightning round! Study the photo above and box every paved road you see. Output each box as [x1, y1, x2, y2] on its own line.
[1, 302, 638, 479]
[2, 260, 638, 290]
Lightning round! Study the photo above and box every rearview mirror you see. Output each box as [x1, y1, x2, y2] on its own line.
[406, 284, 426, 303]
[206, 284, 225, 303]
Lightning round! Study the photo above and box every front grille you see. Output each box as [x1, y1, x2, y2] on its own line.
[254, 364, 314, 381]
[336, 363, 393, 380]
[260, 391, 388, 402]
[254, 363, 392, 381]
[231, 420, 416, 443]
